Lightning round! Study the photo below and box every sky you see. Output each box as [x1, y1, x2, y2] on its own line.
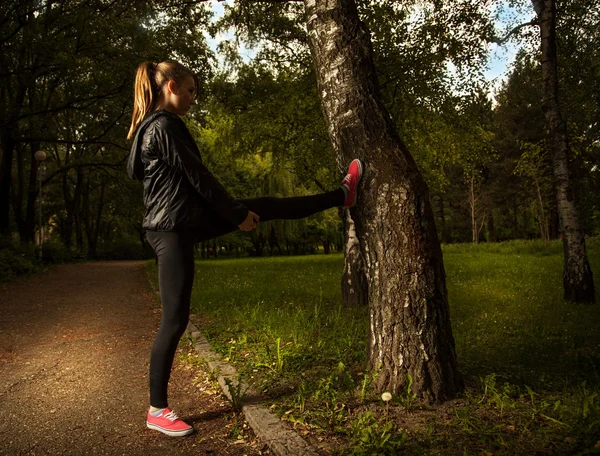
[205, 0, 523, 86]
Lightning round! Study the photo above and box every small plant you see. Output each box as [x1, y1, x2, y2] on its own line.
[524, 384, 564, 425]
[348, 411, 406, 455]
[577, 382, 600, 432]
[398, 373, 417, 412]
[224, 374, 248, 412]
[452, 404, 486, 434]
[358, 373, 373, 402]
[357, 366, 381, 402]
[275, 337, 285, 372]
[476, 373, 519, 416]
[313, 375, 348, 431]
[381, 392, 393, 423]
[254, 337, 286, 373]
[336, 361, 354, 391]
[294, 381, 308, 414]
[227, 412, 246, 440]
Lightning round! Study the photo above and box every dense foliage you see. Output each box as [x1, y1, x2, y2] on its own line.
[0, 0, 598, 262]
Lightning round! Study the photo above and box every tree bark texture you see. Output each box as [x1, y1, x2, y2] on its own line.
[341, 211, 368, 307]
[305, 0, 463, 402]
[531, 0, 595, 303]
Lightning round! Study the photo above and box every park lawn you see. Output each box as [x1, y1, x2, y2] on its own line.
[146, 239, 600, 455]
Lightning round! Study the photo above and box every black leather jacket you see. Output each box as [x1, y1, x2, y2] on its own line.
[127, 110, 248, 231]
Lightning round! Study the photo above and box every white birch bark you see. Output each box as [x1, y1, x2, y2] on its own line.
[305, 0, 463, 402]
[531, 0, 595, 302]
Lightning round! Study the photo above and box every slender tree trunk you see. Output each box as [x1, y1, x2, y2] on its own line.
[469, 174, 478, 244]
[487, 211, 497, 243]
[513, 197, 518, 239]
[23, 145, 40, 244]
[438, 195, 451, 244]
[531, 0, 594, 302]
[19, 89, 41, 244]
[305, 0, 462, 402]
[82, 177, 95, 258]
[61, 173, 74, 248]
[83, 177, 105, 259]
[92, 181, 105, 257]
[0, 57, 27, 236]
[74, 168, 84, 252]
[14, 143, 26, 240]
[533, 175, 550, 243]
[0, 132, 16, 235]
[341, 212, 368, 307]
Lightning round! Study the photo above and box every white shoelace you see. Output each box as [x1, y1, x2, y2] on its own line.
[163, 410, 179, 422]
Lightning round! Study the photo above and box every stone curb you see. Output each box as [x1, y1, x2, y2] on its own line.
[186, 320, 320, 456]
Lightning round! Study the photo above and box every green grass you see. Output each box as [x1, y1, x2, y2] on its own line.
[445, 239, 600, 387]
[190, 254, 368, 391]
[145, 239, 600, 454]
[146, 254, 368, 391]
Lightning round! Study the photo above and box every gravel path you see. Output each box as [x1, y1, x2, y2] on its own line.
[0, 261, 266, 455]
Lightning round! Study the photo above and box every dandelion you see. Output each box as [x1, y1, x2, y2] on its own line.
[382, 392, 392, 424]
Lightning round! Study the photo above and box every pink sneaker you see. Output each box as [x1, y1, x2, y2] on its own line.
[146, 408, 193, 437]
[341, 159, 363, 208]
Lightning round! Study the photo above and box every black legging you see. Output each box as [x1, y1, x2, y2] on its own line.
[145, 189, 344, 408]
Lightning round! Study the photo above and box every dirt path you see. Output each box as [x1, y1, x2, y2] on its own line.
[0, 261, 267, 455]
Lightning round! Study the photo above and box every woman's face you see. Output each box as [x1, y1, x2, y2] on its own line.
[168, 75, 196, 116]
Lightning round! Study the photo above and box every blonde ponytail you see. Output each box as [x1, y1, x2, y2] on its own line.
[127, 60, 198, 139]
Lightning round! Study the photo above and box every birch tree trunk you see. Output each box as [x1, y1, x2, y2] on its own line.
[469, 174, 479, 244]
[341, 212, 367, 307]
[531, 0, 595, 303]
[305, 0, 463, 402]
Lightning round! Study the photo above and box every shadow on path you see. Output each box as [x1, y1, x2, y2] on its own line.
[0, 261, 266, 455]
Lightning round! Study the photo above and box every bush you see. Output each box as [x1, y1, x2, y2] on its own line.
[100, 238, 148, 260]
[0, 236, 37, 281]
[41, 239, 72, 264]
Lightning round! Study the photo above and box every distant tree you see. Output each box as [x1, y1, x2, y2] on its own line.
[514, 141, 554, 243]
[489, 0, 596, 301]
[530, 0, 594, 302]
[491, 53, 549, 240]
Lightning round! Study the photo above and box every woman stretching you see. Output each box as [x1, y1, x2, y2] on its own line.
[127, 60, 363, 437]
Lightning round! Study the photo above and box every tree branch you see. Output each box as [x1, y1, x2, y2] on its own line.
[491, 19, 539, 45]
[162, 0, 302, 6]
[42, 161, 127, 187]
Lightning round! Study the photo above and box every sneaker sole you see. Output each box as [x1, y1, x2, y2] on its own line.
[346, 159, 363, 208]
[146, 421, 194, 437]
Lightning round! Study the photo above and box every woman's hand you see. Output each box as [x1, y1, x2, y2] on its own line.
[238, 211, 260, 231]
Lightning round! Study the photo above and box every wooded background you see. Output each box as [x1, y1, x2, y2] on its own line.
[1, 0, 598, 259]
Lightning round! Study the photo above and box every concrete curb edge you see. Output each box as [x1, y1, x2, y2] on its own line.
[186, 320, 320, 456]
